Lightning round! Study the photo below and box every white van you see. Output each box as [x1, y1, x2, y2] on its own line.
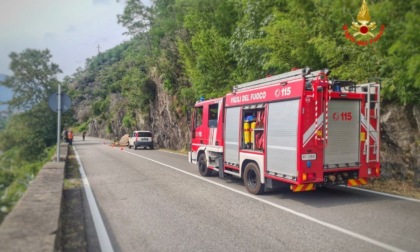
[128, 131, 154, 150]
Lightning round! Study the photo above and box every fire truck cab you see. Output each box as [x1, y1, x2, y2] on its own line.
[188, 68, 380, 194]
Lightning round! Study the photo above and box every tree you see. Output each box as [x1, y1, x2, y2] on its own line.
[179, 27, 235, 98]
[0, 49, 61, 216]
[118, 0, 153, 36]
[176, 0, 239, 97]
[380, 2, 420, 105]
[1, 49, 62, 110]
[0, 103, 57, 161]
[118, 0, 154, 53]
[0, 48, 61, 157]
[230, 0, 281, 82]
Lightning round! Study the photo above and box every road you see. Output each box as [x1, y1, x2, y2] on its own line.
[74, 136, 420, 252]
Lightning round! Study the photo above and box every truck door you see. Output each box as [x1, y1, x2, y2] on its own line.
[224, 107, 241, 166]
[266, 100, 299, 177]
[192, 106, 204, 151]
[325, 100, 360, 168]
[208, 103, 220, 146]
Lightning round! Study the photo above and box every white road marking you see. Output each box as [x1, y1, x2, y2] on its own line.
[155, 149, 420, 204]
[342, 185, 420, 203]
[73, 146, 114, 252]
[124, 150, 405, 252]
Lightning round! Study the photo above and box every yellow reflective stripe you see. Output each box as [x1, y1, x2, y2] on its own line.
[291, 184, 315, 192]
[296, 185, 304, 191]
[306, 183, 314, 191]
[359, 178, 367, 185]
[348, 179, 358, 186]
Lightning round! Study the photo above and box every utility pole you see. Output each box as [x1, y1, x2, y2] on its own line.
[56, 83, 61, 162]
[97, 44, 101, 54]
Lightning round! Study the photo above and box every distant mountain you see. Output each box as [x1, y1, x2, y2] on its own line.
[0, 74, 12, 111]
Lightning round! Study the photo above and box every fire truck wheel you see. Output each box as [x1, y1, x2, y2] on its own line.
[198, 153, 212, 177]
[244, 162, 265, 195]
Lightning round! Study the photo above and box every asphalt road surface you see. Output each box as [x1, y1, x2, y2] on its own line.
[74, 136, 420, 252]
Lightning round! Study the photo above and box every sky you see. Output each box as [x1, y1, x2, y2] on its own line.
[0, 0, 151, 80]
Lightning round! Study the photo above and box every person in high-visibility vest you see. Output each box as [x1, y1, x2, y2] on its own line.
[67, 130, 74, 145]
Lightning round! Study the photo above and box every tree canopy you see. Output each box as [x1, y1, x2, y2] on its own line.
[131, 0, 418, 104]
[1, 49, 61, 110]
[0, 48, 61, 159]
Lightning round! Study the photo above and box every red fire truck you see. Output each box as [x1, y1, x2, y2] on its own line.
[188, 68, 380, 194]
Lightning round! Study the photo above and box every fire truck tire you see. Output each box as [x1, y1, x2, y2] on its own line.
[244, 162, 265, 195]
[198, 153, 212, 177]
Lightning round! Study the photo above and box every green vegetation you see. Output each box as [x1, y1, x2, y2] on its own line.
[0, 147, 55, 222]
[2, 49, 61, 110]
[0, 49, 64, 222]
[77, 121, 90, 133]
[0, 114, 9, 130]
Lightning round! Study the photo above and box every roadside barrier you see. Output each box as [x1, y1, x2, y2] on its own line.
[0, 143, 69, 252]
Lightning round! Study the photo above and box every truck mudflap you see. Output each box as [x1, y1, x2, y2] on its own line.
[347, 178, 368, 186]
[188, 151, 194, 164]
[290, 184, 316, 192]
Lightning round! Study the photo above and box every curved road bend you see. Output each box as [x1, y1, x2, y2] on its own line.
[74, 136, 420, 252]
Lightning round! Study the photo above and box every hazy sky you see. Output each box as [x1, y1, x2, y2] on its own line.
[0, 0, 151, 79]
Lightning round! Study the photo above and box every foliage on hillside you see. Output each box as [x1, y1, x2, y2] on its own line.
[68, 0, 419, 135]
[65, 38, 157, 134]
[0, 49, 62, 221]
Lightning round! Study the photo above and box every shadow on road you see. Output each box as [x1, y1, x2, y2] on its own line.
[214, 173, 396, 208]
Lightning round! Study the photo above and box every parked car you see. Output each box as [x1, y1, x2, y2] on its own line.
[128, 130, 154, 150]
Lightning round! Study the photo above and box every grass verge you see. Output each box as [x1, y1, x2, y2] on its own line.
[59, 146, 87, 251]
[362, 178, 420, 199]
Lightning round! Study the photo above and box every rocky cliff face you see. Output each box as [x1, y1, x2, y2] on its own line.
[78, 74, 190, 150]
[82, 93, 130, 141]
[380, 104, 420, 186]
[148, 72, 190, 150]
